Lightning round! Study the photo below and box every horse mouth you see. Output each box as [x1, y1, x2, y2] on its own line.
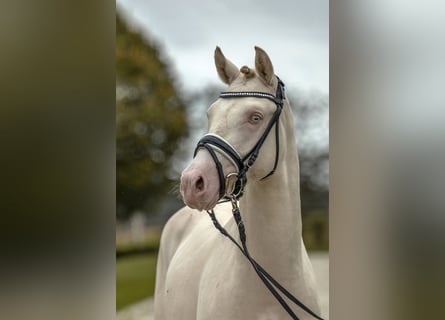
[182, 192, 219, 211]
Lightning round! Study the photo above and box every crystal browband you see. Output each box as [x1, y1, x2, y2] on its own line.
[219, 91, 277, 103]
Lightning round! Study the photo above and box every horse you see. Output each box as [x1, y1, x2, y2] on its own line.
[154, 46, 322, 319]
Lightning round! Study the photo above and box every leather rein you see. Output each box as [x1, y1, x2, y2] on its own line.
[193, 77, 324, 320]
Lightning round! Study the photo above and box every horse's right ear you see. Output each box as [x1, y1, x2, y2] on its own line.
[214, 46, 239, 85]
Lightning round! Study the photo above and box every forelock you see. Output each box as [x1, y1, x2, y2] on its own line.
[240, 66, 255, 79]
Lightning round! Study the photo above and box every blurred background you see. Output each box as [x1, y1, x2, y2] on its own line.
[116, 0, 328, 315]
[1, 1, 444, 319]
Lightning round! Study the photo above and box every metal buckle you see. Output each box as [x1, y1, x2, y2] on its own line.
[225, 172, 244, 199]
[224, 172, 239, 198]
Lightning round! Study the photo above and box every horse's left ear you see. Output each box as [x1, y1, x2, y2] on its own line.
[254, 46, 274, 86]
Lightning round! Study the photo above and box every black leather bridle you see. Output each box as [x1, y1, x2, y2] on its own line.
[194, 76, 285, 200]
[193, 76, 324, 320]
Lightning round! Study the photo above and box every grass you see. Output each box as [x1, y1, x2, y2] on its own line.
[116, 253, 158, 310]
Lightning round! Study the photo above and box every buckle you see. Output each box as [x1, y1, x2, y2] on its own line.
[224, 172, 239, 197]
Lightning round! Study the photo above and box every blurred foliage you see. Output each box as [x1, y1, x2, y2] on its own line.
[116, 229, 161, 258]
[302, 211, 329, 251]
[116, 12, 189, 220]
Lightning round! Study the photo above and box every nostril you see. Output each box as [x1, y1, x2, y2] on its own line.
[195, 176, 204, 192]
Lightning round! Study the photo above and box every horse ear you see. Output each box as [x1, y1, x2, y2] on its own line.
[254, 46, 274, 85]
[214, 46, 239, 85]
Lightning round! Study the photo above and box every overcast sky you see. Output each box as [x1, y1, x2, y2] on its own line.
[117, 0, 328, 94]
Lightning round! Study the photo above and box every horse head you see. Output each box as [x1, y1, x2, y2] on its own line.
[180, 46, 287, 211]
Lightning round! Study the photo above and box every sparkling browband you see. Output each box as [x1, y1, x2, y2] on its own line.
[220, 91, 277, 103]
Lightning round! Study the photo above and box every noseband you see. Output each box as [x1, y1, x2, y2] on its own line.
[194, 76, 285, 200]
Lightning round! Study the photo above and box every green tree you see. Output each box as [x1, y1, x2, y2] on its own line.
[116, 12, 188, 220]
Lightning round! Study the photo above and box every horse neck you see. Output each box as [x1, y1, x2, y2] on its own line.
[239, 113, 302, 270]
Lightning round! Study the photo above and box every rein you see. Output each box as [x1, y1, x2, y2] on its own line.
[194, 77, 324, 320]
[208, 198, 324, 320]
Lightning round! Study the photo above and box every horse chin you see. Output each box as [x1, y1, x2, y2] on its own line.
[182, 192, 219, 212]
[200, 196, 219, 211]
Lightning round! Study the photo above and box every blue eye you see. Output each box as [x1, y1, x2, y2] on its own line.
[250, 113, 263, 124]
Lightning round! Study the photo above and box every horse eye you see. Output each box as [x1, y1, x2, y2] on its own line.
[249, 113, 263, 124]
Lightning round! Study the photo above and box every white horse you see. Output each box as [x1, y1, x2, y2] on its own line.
[154, 46, 321, 319]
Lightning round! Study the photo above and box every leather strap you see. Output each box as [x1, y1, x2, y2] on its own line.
[208, 205, 324, 320]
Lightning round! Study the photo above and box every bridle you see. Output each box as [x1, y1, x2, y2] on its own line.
[194, 76, 285, 200]
[193, 76, 324, 320]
